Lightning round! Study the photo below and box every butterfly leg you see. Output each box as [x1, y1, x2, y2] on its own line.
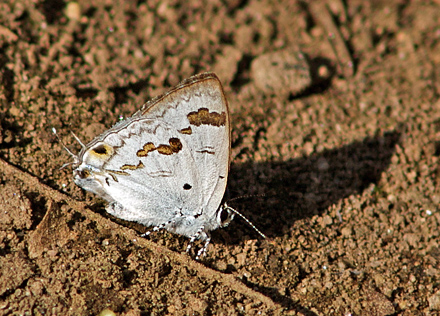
[196, 232, 211, 260]
[141, 220, 174, 237]
[185, 231, 200, 253]
[186, 227, 211, 260]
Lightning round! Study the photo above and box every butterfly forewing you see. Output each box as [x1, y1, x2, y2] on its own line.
[137, 74, 230, 216]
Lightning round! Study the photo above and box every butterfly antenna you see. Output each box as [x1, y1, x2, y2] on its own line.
[223, 203, 267, 239]
[227, 194, 266, 203]
[52, 127, 80, 168]
[70, 131, 87, 151]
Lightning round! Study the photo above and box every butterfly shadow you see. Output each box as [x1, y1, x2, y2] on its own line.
[206, 128, 401, 310]
[219, 127, 402, 244]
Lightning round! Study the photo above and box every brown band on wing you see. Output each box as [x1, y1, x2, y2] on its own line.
[106, 169, 130, 183]
[137, 138, 183, 157]
[178, 127, 192, 134]
[187, 108, 226, 127]
[157, 138, 182, 155]
[121, 160, 145, 170]
[196, 150, 215, 154]
[169, 138, 183, 152]
[137, 142, 156, 157]
[109, 170, 130, 176]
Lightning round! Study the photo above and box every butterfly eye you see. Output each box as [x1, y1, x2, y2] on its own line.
[76, 169, 90, 179]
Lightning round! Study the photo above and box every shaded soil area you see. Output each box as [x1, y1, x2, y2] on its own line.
[1, 0, 440, 315]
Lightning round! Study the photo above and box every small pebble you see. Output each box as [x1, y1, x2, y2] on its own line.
[251, 49, 312, 96]
[65, 2, 81, 21]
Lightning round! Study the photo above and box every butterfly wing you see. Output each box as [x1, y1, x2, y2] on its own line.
[74, 73, 230, 237]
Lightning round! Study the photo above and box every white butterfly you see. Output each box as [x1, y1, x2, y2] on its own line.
[55, 73, 265, 259]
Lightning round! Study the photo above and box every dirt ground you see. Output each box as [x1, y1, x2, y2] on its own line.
[1, 0, 440, 315]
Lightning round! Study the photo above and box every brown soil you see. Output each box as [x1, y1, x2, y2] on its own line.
[1, 1, 439, 315]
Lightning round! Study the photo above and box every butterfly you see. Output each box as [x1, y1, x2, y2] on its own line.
[55, 73, 265, 259]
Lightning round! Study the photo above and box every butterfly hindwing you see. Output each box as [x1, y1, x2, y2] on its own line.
[73, 73, 230, 238]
